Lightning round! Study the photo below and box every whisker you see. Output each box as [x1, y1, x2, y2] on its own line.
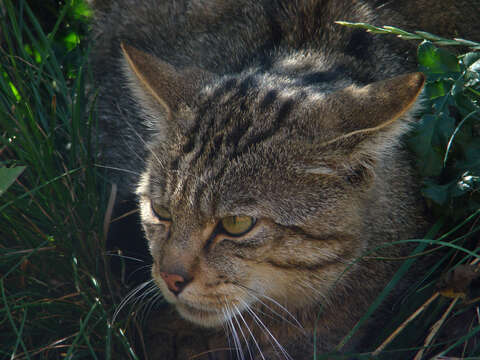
[113, 279, 154, 322]
[249, 292, 303, 332]
[240, 299, 293, 360]
[103, 251, 146, 263]
[299, 280, 331, 305]
[139, 290, 164, 325]
[136, 282, 162, 319]
[234, 284, 303, 330]
[231, 303, 254, 360]
[241, 302, 284, 360]
[233, 302, 266, 360]
[223, 304, 244, 360]
[220, 306, 233, 357]
[126, 264, 153, 282]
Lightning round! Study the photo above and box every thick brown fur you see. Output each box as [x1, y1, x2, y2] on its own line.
[89, 0, 479, 359]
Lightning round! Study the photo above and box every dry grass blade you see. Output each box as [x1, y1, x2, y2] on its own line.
[372, 292, 440, 356]
[413, 296, 461, 360]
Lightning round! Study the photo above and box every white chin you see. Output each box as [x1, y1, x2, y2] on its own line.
[176, 302, 229, 328]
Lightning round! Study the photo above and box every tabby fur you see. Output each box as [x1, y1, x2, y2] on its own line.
[89, 0, 479, 358]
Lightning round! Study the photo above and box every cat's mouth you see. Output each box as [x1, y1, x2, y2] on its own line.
[176, 300, 238, 327]
[176, 301, 224, 327]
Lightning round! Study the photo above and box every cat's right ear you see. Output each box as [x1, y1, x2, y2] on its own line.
[120, 43, 213, 127]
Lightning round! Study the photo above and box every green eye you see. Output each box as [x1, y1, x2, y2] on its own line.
[151, 201, 172, 221]
[220, 215, 256, 236]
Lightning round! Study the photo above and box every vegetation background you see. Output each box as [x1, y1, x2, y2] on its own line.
[1, 0, 479, 359]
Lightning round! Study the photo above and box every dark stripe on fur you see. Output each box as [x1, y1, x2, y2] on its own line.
[266, 259, 328, 271]
[259, 89, 278, 110]
[236, 98, 295, 156]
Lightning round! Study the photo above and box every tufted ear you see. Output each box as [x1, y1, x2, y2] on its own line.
[121, 43, 213, 125]
[320, 72, 425, 148]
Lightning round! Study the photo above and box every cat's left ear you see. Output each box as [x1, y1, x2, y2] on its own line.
[316, 72, 425, 153]
[304, 73, 425, 177]
[120, 43, 213, 127]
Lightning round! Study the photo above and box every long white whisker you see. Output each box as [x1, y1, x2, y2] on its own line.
[222, 305, 237, 358]
[137, 282, 162, 320]
[240, 299, 293, 360]
[223, 304, 244, 360]
[235, 284, 303, 330]
[249, 292, 303, 331]
[231, 303, 254, 360]
[113, 280, 153, 322]
[220, 305, 234, 356]
[127, 264, 153, 281]
[255, 294, 303, 330]
[299, 280, 330, 304]
[240, 302, 283, 360]
[103, 251, 146, 263]
[233, 303, 266, 360]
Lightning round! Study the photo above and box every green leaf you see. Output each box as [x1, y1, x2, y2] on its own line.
[71, 0, 93, 19]
[63, 32, 80, 51]
[422, 181, 450, 205]
[408, 115, 446, 177]
[0, 166, 26, 196]
[459, 144, 480, 170]
[425, 80, 447, 99]
[414, 31, 443, 41]
[435, 114, 456, 145]
[418, 41, 461, 75]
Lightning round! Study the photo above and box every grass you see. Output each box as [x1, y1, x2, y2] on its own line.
[1, 2, 479, 359]
[0, 0, 142, 358]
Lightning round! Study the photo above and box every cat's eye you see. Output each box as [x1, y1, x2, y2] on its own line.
[151, 201, 172, 221]
[220, 215, 256, 237]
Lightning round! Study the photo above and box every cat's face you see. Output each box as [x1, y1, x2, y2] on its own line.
[122, 44, 424, 328]
[136, 86, 365, 326]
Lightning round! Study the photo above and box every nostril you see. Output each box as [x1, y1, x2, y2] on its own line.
[159, 272, 191, 295]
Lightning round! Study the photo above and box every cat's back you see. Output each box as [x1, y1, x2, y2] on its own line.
[90, 0, 394, 75]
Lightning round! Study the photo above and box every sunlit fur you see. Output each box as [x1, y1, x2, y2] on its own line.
[90, 0, 480, 358]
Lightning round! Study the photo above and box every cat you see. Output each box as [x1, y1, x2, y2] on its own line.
[88, 0, 480, 358]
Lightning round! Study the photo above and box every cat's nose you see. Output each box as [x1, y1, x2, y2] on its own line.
[159, 272, 191, 296]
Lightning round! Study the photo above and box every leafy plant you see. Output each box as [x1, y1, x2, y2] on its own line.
[337, 21, 480, 222]
[411, 43, 480, 220]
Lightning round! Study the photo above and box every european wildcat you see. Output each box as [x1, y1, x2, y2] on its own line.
[89, 0, 479, 358]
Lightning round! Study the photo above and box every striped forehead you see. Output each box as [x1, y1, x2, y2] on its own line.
[159, 73, 304, 215]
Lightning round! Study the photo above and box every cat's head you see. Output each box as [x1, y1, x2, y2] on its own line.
[121, 44, 424, 327]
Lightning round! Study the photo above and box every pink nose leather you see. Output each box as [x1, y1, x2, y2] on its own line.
[160, 272, 186, 295]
